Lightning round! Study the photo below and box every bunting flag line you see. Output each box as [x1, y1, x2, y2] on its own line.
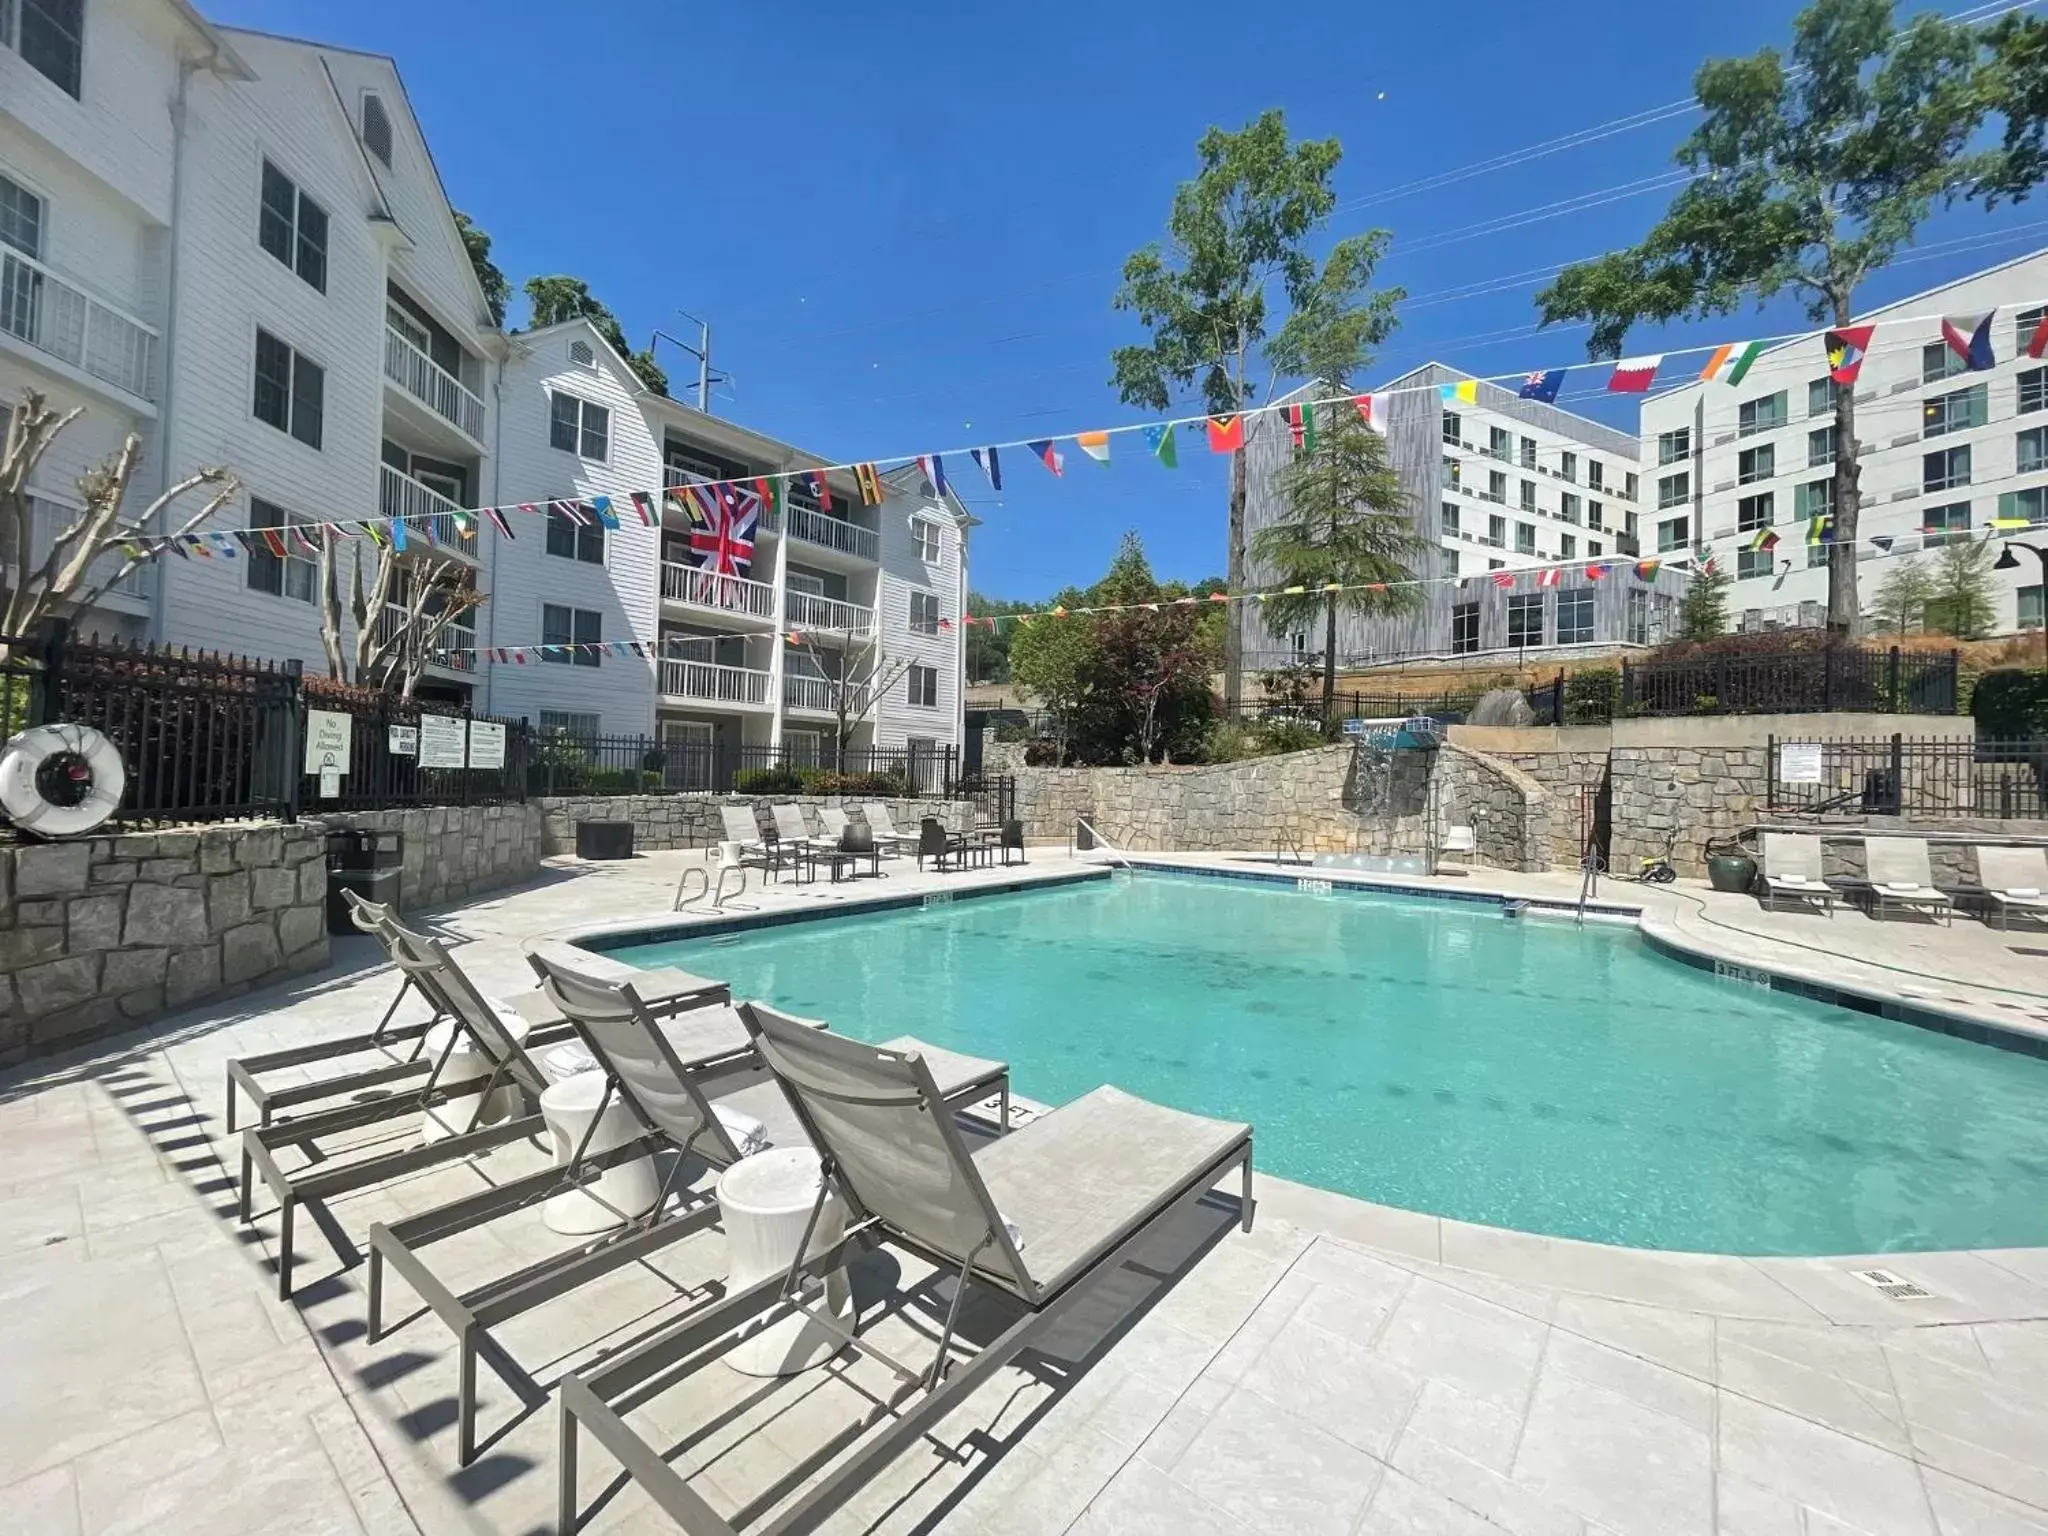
[1699, 341, 1763, 385]
[1442, 380, 1479, 405]
[1807, 512, 1836, 546]
[807, 470, 834, 510]
[1205, 415, 1244, 453]
[1940, 312, 1997, 371]
[1634, 559, 1661, 581]
[754, 475, 784, 525]
[1607, 356, 1661, 393]
[1075, 431, 1112, 465]
[854, 463, 885, 505]
[1991, 515, 2035, 529]
[970, 447, 1002, 490]
[591, 496, 620, 530]
[1027, 439, 1064, 477]
[482, 505, 513, 538]
[2028, 312, 2048, 360]
[1490, 570, 1515, 589]
[1518, 370, 1565, 404]
[1748, 528, 1781, 553]
[1143, 424, 1177, 468]
[1585, 562, 1609, 580]
[1536, 566, 1562, 588]
[629, 491, 656, 526]
[916, 453, 950, 495]
[1284, 404, 1318, 452]
[1825, 325, 1876, 385]
[1871, 535, 1894, 553]
[391, 518, 407, 553]
[1354, 392, 1392, 432]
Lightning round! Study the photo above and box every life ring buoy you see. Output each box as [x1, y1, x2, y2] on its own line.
[0, 723, 128, 839]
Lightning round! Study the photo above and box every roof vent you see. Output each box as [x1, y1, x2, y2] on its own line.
[569, 339, 595, 367]
[362, 93, 393, 168]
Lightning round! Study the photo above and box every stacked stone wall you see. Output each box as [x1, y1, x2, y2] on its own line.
[534, 795, 970, 856]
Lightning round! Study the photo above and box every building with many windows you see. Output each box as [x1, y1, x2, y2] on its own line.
[1642, 248, 2048, 635]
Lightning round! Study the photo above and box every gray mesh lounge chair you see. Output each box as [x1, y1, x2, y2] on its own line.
[861, 802, 916, 856]
[555, 1009, 1251, 1535]
[817, 806, 851, 842]
[368, 950, 1007, 1466]
[719, 805, 776, 868]
[1865, 837, 1952, 923]
[239, 917, 728, 1301]
[1976, 845, 2048, 929]
[1760, 833, 1834, 915]
[769, 803, 821, 861]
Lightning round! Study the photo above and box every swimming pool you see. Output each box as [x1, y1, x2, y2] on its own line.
[599, 872, 2048, 1256]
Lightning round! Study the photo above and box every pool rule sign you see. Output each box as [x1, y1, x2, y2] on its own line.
[418, 715, 468, 769]
[305, 709, 351, 799]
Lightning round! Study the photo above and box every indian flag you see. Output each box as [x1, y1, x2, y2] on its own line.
[1075, 431, 1111, 465]
[1699, 341, 1763, 385]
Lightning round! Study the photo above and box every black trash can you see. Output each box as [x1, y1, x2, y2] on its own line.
[326, 828, 404, 935]
[576, 820, 635, 860]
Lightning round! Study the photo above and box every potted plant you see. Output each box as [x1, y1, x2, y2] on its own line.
[1704, 835, 1757, 893]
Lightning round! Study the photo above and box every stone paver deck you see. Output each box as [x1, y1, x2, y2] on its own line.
[2, 847, 2046, 1535]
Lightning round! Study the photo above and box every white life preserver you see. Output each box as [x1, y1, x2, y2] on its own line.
[0, 723, 128, 839]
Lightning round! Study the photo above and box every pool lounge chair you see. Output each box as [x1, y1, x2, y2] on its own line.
[555, 1009, 1251, 1535]
[817, 805, 851, 843]
[1976, 845, 2048, 930]
[768, 803, 822, 864]
[1863, 837, 1952, 924]
[861, 801, 917, 856]
[1760, 833, 1835, 916]
[719, 805, 776, 869]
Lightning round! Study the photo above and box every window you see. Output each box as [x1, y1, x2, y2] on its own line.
[1588, 499, 1605, 530]
[1589, 541, 1603, 557]
[1794, 477, 1837, 523]
[1487, 513, 1506, 546]
[1738, 444, 1775, 485]
[1657, 471, 1689, 510]
[1485, 468, 1505, 503]
[1809, 538, 1831, 569]
[1924, 445, 1971, 493]
[911, 516, 942, 563]
[909, 591, 941, 634]
[544, 507, 604, 564]
[1624, 471, 1639, 502]
[548, 391, 609, 459]
[1738, 492, 1774, 532]
[2020, 367, 2048, 415]
[1519, 437, 1537, 469]
[1922, 500, 1970, 546]
[1657, 517, 1690, 553]
[1586, 460, 1604, 493]
[246, 498, 314, 602]
[1737, 549, 1775, 580]
[1444, 550, 1460, 576]
[2015, 307, 2047, 354]
[1738, 391, 1787, 437]
[1561, 492, 1581, 524]
[1514, 523, 1536, 555]
[8, 0, 83, 96]
[1559, 533, 1576, 559]
[361, 93, 394, 167]
[542, 604, 602, 667]
[1519, 480, 1536, 512]
[1923, 383, 1987, 439]
[1808, 377, 1841, 418]
[1808, 426, 1837, 467]
[2019, 426, 2048, 474]
[0, 171, 42, 257]
[1440, 502, 1459, 536]
[1441, 456, 1460, 489]
[2022, 583, 2044, 631]
[0, 173, 43, 342]
[252, 330, 323, 449]
[539, 711, 601, 738]
[257, 161, 327, 292]
[1656, 428, 1690, 466]
[1441, 410, 1462, 446]
[1556, 589, 1594, 644]
[1559, 451, 1578, 483]
[1921, 341, 1968, 384]
[1488, 558, 1505, 570]
[1506, 594, 1543, 648]
[2002, 486, 2048, 527]
[1489, 425, 1511, 461]
[1451, 602, 1480, 655]
[1626, 588, 1649, 645]
[905, 663, 938, 708]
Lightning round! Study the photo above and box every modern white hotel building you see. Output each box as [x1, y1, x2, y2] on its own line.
[1, 0, 968, 757]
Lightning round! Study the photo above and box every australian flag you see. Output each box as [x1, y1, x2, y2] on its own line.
[684, 482, 760, 577]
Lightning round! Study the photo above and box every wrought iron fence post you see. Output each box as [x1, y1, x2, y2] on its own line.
[1766, 734, 1776, 809]
[1620, 660, 1635, 715]
[1886, 647, 1901, 713]
[1889, 733, 1903, 812]
[281, 659, 303, 824]
[1944, 650, 1959, 715]
[33, 616, 71, 726]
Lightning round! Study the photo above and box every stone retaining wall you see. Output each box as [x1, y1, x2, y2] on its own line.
[1, 824, 328, 1064]
[314, 803, 543, 910]
[534, 795, 970, 857]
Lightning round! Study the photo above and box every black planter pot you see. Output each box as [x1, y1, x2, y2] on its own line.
[1706, 853, 1757, 893]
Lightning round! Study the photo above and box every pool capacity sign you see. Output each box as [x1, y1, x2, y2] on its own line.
[304, 710, 351, 799]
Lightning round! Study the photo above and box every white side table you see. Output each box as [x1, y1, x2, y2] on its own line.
[419, 1009, 531, 1144]
[717, 1147, 851, 1376]
[537, 1070, 661, 1235]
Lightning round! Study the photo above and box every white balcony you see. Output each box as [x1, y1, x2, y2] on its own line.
[382, 325, 485, 442]
[0, 248, 156, 403]
[378, 464, 472, 556]
[660, 657, 772, 707]
[375, 602, 475, 671]
[661, 561, 775, 622]
[784, 672, 870, 715]
[784, 590, 875, 636]
[785, 504, 879, 562]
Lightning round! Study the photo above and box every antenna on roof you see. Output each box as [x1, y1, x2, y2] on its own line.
[650, 312, 733, 415]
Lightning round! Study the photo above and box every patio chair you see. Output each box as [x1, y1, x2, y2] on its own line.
[369, 951, 1007, 1465]
[916, 815, 962, 872]
[1975, 845, 2048, 930]
[719, 804, 776, 869]
[817, 806, 851, 843]
[768, 802, 821, 863]
[1863, 837, 1953, 924]
[555, 1008, 1252, 1535]
[239, 917, 729, 1301]
[861, 801, 917, 856]
[997, 818, 1027, 867]
[1760, 833, 1835, 916]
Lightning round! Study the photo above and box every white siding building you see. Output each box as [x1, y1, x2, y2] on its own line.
[1642, 248, 2048, 636]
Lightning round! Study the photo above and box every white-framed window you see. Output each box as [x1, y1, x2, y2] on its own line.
[1488, 469, 1506, 503]
[0, 171, 45, 343]
[1657, 471, 1689, 509]
[2019, 367, 2048, 416]
[786, 569, 825, 596]
[1440, 502, 1459, 535]
[1441, 409, 1462, 446]
[1923, 384, 1986, 439]
[1808, 377, 1842, 418]
[1451, 602, 1479, 655]
[538, 710, 601, 739]
[1514, 523, 1535, 555]
[1559, 451, 1578, 483]
[1656, 428, 1689, 466]
[783, 728, 824, 768]
[1795, 477, 1836, 523]
[1559, 533, 1576, 559]
[1738, 443, 1774, 485]
[360, 92, 394, 168]
[1445, 550, 1460, 576]
[1626, 588, 1648, 645]
[1506, 594, 1543, 648]
[1488, 425, 1511, 460]
[1588, 540, 1602, 557]
[909, 591, 941, 634]
[1588, 499, 1604, 530]
[253, 329, 323, 449]
[1923, 500, 1971, 546]
[1657, 517, 1689, 552]
[542, 603, 602, 667]
[1519, 436, 1536, 469]
[549, 391, 609, 459]
[2014, 307, 2047, 353]
[544, 507, 604, 564]
[1923, 445, 1971, 494]
[1737, 548, 1774, 580]
[246, 497, 315, 602]
[911, 516, 941, 563]
[1921, 341, 1968, 385]
[1738, 391, 1787, 437]
[1487, 513, 1505, 546]
[2021, 582, 2044, 631]
[905, 663, 938, 708]
[2001, 486, 2048, 527]
[1624, 471, 1639, 502]
[1519, 480, 1535, 512]
[1808, 426, 1837, 467]
[1737, 492, 1774, 533]
[258, 160, 327, 292]
[1809, 538, 1831, 569]
[1556, 589, 1594, 644]
[1560, 492, 1580, 524]
[5, 0, 83, 97]
[2018, 426, 2048, 475]
[1586, 460, 1604, 492]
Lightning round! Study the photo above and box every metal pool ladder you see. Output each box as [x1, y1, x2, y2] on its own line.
[1070, 816, 1136, 870]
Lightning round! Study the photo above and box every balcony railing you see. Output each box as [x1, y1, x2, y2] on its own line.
[0, 248, 156, 401]
[784, 591, 875, 635]
[661, 561, 775, 620]
[659, 657, 772, 707]
[382, 325, 485, 441]
[376, 603, 476, 671]
[378, 464, 468, 551]
[784, 504, 879, 562]
[784, 673, 870, 714]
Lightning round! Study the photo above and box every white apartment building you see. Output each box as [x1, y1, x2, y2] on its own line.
[1642, 247, 2048, 635]
[483, 318, 971, 772]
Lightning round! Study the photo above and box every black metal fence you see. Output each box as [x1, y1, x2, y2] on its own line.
[528, 734, 969, 800]
[1766, 735, 2048, 819]
[1620, 647, 1958, 719]
[297, 690, 533, 812]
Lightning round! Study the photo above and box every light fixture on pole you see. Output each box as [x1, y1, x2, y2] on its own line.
[1993, 540, 2048, 664]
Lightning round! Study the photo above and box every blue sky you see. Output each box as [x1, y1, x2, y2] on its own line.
[213, 0, 2048, 601]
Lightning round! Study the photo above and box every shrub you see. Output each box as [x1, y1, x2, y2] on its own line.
[792, 768, 909, 796]
[1563, 668, 1619, 724]
[1972, 668, 2048, 740]
[732, 766, 805, 795]
[1022, 739, 1064, 767]
[583, 767, 661, 794]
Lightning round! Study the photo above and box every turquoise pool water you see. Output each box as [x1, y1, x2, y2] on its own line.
[606, 873, 2048, 1255]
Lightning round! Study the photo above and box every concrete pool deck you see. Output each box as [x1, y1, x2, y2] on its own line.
[2, 846, 2047, 1535]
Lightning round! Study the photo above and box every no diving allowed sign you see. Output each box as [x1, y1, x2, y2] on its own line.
[305, 710, 351, 799]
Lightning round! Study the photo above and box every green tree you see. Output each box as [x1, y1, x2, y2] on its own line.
[1679, 546, 1733, 640]
[1972, 12, 2048, 202]
[1072, 534, 1213, 763]
[1923, 537, 1998, 639]
[1007, 595, 1091, 764]
[1871, 556, 1936, 633]
[1536, 0, 1991, 636]
[965, 590, 1029, 683]
[1111, 109, 1401, 711]
[1250, 402, 1424, 735]
[453, 211, 509, 328]
[523, 276, 669, 395]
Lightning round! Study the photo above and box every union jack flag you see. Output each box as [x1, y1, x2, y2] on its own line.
[684, 482, 760, 576]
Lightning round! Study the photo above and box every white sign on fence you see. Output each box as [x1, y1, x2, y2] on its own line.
[304, 710, 352, 776]
[467, 720, 506, 770]
[1777, 741, 1825, 784]
[418, 714, 468, 769]
[387, 724, 418, 757]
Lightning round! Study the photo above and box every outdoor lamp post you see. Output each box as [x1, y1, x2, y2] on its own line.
[1993, 541, 2048, 664]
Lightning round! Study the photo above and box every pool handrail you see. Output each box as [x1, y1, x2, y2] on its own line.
[1070, 815, 1135, 869]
